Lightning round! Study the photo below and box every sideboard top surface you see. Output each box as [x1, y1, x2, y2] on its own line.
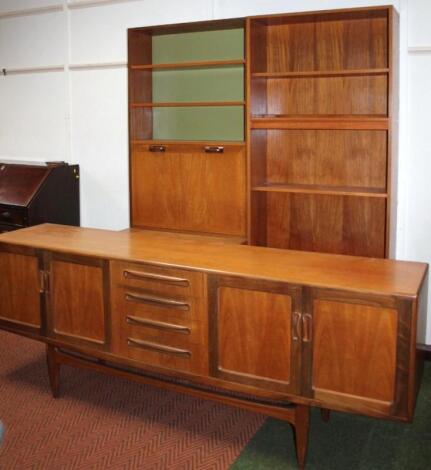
[0, 224, 426, 298]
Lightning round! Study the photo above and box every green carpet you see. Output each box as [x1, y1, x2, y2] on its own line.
[232, 362, 431, 469]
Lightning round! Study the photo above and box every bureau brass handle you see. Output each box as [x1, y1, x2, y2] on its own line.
[125, 292, 190, 310]
[204, 146, 224, 153]
[127, 337, 191, 358]
[292, 312, 302, 341]
[149, 145, 166, 152]
[126, 315, 191, 334]
[302, 314, 312, 342]
[123, 270, 190, 286]
[1, 211, 11, 218]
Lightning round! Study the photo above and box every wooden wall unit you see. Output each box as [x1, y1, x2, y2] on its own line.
[128, 6, 398, 257]
[128, 21, 247, 237]
[0, 224, 427, 468]
[248, 6, 397, 257]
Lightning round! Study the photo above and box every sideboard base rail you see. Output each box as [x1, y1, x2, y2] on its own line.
[46, 345, 311, 469]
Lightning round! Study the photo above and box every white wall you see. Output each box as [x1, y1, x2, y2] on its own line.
[1, 0, 431, 343]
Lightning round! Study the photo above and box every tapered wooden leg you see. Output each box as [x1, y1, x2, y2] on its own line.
[46, 345, 61, 398]
[293, 405, 310, 469]
[320, 408, 331, 422]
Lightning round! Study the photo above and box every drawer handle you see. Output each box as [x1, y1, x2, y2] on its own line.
[126, 315, 191, 334]
[123, 270, 190, 287]
[302, 314, 312, 342]
[125, 292, 190, 310]
[204, 146, 224, 153]
[127, 338, 191, 358]
[1, 211, 11, 219]
[149, 145, 166, 152]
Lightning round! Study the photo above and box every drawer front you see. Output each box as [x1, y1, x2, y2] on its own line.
[115, 286, 202, 324]
[0, 207, 26, 228]
[111, 260, 204, 300]
[110, 262, 208, 375]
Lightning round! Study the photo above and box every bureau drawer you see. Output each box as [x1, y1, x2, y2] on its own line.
[0, 207, 26, 227]
[110, 261, 204, 299]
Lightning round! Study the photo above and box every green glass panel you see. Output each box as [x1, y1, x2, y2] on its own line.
[153, 106, 244, 141]
[152, 28, 244, 63]
[152, 66, 244, 102]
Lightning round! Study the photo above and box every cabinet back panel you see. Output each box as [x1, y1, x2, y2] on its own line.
[0, 252, 40, 327]
[261, 75, 387, 116]
[260, 192, 386, 257]
[131, 144, 246, 236]
[50, 261, 105, 343]
[217, 287, 292, 384]
[152, 66, 244, 103]
[152, 28, 244, 63]
[152, 106, 244, 141]
[252, 11, 388, 72]
[312, 299, 397, 403]
[258, 130, 387, 189]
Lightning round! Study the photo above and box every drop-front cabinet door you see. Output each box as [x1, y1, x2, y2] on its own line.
[306, 288, 411, 419]
[208, 275, 302, 394]
[0, 244, 42, 334]
[130, 142, 246, 237]
[44, 252, 109, 350]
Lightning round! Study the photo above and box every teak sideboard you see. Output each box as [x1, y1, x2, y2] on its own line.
[0, 224, 427, 468]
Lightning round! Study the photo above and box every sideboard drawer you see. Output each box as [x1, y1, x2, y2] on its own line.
[113, 285, 203, 323]
[110, 260, 204, 300]
[110, 263, 209, 375]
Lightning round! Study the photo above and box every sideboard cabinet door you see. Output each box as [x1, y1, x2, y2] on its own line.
[45, 252, 109, 350]
[208, 276, 302, 394]
[306, 288, 411, 418]
[0, 245, 42, 333]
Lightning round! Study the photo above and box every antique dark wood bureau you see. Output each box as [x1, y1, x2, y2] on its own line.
[0, 160, 80, 233]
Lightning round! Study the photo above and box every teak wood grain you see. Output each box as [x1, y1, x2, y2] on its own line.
[0, 250, 41, 328]
[261, 75, 388, 116]
[48, 257, 106, 346]
[312, 299, 397, 404]
[252, 129, 387, 189]
[216, 286, 295, 389]
[131, 143, 246, 236]
[257, 192, 386, 257]
[0, 224, 426, 298]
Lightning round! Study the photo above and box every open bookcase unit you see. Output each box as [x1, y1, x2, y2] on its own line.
[247, 6, 397, 257]
[129, 22, 245, 142]
[128, 5, 398, 256]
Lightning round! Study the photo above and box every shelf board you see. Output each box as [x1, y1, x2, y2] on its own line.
[252, 183, 388, 198]
[251, 68, 389, 79]
[251, 115, 389, 130]
[131, 139, 246, 146]
[131, 101, 246, 108]
[130, 59, 245, 71]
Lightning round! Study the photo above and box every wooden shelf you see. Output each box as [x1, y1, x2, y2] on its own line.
[251, 115, 389, 130]
[131, 59, 245, 70]
[131, 101, 246, 108]
[131, 139, 246, 146]
[252, 183, 388, 198]
[251, 68, 389, 79]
